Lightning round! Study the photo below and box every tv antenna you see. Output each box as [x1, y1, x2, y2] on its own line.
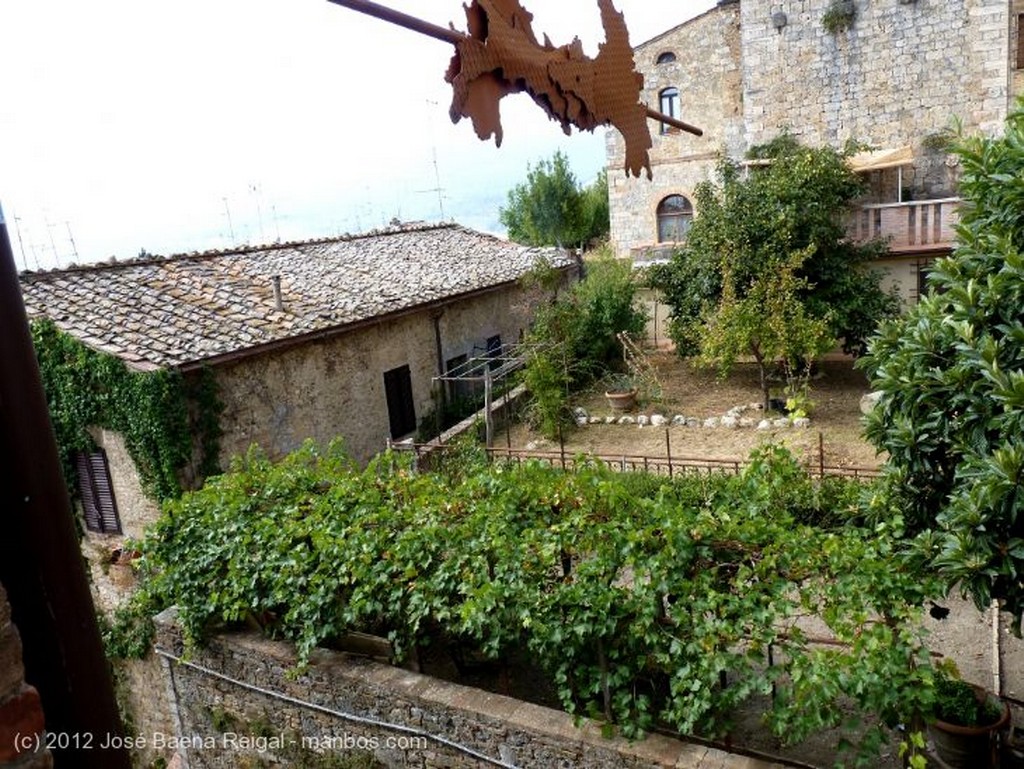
[65, 222, 80, 262]
[417, 99, 447, 221]
[12, 215, 31, 271]
[222, 197, 236, 243]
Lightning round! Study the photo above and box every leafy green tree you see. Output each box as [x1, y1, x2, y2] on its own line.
[650, 136, 898, 362]
[861, 103, 1024, 629]
[522, 254, 646, 436]
[580, 169, 610, 245]
[698, 247, 835, 410]
[500, 151, 609, 247]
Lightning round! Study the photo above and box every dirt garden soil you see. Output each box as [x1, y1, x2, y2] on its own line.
[507, 350, 882, 471]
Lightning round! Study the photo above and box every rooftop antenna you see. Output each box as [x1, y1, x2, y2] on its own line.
[12, 215, 29, 271]
[423, 99, 447, 221]
[64, 222, 80, 262]
[271, 203, 282, 243]
[44, 215, 61, 267]
[250, 183, 266, 243]
[222, 197, 236, 243]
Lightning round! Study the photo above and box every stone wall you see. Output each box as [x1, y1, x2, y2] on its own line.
[0, 584, 52, 769]
[740, 0, 1008, 196]
[608, 0, 1022, 258]
[607, 3, 743, 257]
[213, 282, 543, 468]
[153, 611, 781, 769]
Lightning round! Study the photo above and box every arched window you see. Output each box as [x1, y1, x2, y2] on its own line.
[657, 195, 693, 243]
[658, 87, 680, 134]
[656, 51, 677, 64]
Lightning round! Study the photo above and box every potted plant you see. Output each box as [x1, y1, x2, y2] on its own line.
[927, 672, 1009, 768]
[604, 374, 638, 413]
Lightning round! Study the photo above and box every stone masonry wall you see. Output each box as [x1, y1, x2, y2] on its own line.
[214, 283, 539, 468]
[608, 0, 1019, 257]
[607, 3, 743, 257]
[153, 610, 782, 769]
[740, 0, 1010, 197]
[0, 583, 52, 769]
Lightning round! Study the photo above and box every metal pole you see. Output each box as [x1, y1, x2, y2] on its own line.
[325, 0, 703, 136]
[0, 202, 131, 768]
[665, 428, 673, 478]
[484, 366, 494, 448]
[819, 431, 825, 478]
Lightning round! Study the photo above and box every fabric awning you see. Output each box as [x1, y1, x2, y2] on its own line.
[846, 146, 914, 172]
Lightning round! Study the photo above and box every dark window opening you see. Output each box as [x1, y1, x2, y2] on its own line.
[658, 87, 680, 134]
[657, 195, 693, 243]
[383, 365, 417, 439]
[76, 449, 122, 534]
[1018, 15, 1024, 69]
[445, 354, 474, 401]
[656, 51, 677, 65]
[486, 335, 502, 370]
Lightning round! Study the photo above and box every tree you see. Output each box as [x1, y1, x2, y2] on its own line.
[860, 103, 1024, 629]
[521, 254, 646, 436]
[650, 136, 899, 364]
[500, 151, 609, 247]
[699, 247, 835, 410]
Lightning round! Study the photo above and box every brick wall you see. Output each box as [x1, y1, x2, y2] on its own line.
[0, 584, 52, 769]
[153, 610, 783, 769]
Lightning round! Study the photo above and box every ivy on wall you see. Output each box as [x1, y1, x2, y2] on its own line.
[30, 318, 222, 502]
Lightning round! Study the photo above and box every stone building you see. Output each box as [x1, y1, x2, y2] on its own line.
[19, 221, 571, 545]
[608, 0, 1024, 305]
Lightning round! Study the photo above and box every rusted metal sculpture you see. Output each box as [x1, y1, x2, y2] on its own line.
[327, 0, 703, 179]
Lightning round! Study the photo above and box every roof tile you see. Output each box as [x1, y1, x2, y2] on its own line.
[19, 222, 569, 370]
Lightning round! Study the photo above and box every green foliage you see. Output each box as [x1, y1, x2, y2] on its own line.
[650, 137, 898, 363]
[521, 255, 647, 437]
[860, 99, 1024, 629]
[127, 440, 941, 763]
[931, 674, 1003, 727]
[822, 1, 856, 34]
[500, 151, 609, 247]
[30, 319, 222, 501]
[697, 247, 835, 410]
[101, 592, 157, 660]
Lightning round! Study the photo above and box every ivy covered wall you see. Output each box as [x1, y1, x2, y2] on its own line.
[30, 318, 222, 503]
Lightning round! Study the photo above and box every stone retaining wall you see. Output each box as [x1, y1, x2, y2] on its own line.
[153, 610, 783, 769]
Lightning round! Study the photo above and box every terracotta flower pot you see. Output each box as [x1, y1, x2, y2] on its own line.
[928, 688, 1010, 769]
[605, 388, 638, 413]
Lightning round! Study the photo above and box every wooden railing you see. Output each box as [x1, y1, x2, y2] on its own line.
[846, 197, 960, 252]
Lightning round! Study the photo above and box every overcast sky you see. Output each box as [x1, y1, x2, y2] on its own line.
[2, 0, 716, 270]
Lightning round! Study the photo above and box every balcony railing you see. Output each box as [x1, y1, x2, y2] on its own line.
[846, 198, 960, 253]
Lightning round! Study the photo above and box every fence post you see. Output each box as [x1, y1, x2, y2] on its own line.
[819, 431, 825, 478]
[665, 428, 673, 478]
[558, 425, 566, 470]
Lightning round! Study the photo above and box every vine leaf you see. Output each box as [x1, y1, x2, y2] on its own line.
[446, 0, 653, 179]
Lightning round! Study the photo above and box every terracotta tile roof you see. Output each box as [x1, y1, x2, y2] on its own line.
[19, 222, 571, 370]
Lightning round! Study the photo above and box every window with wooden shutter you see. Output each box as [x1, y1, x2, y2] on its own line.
[75, 450, 122, 534]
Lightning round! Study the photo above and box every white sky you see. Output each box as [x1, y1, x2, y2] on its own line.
[1, 0, 716, 269]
